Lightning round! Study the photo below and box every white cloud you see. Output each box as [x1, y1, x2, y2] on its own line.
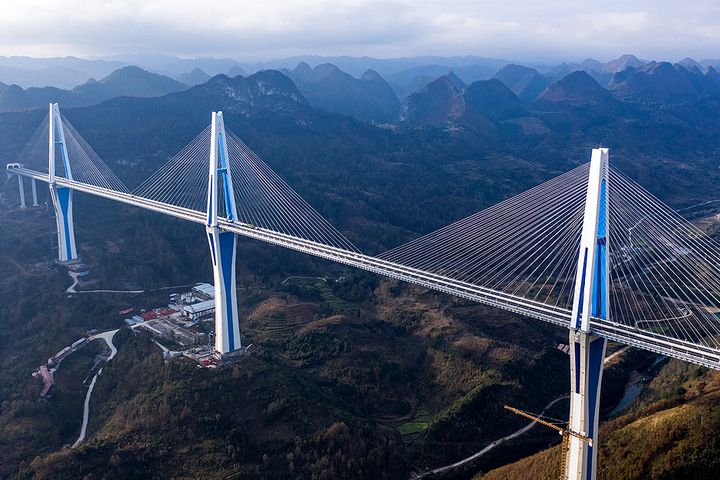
[0, 0, 718, 60]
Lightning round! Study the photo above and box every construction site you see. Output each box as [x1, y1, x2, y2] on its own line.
[123, 283, 251, 368]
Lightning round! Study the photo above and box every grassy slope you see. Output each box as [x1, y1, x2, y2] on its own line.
[17, 276, 573, 479]
[478, 360, 720, 480]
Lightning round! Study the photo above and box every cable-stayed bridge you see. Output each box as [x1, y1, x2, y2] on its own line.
[6, 104, 720, 480]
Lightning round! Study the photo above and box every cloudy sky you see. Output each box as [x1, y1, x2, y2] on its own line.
[1, 0, 719, 61]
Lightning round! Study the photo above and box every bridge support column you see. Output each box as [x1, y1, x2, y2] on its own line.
[31, 178, 38, 206]
[48, 103, 78, 263]
[566, 148, 609, 480]
[17, 174, 26, 208]
[206, 111, 242, 354]
[567, 331, 606, 480]
[50, 185, 78, 262]
[207, 227, 241, 353]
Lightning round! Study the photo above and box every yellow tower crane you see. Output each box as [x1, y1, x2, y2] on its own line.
[503, 405, 592, 478]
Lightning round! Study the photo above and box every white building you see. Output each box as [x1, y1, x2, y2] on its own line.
[182, 299, 215, 321]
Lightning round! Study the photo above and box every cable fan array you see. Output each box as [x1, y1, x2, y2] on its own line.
[379, 160, 720, 353]
[17, 112, 129, 193]
[133, 126, 359, 252]
[608, 166, 720, 351]
[59, 116, 130, 192]
[13, 110, 720, 356]
[16, 113, 50, 173]
[379, 164, 590, 311]
[132, 126, 211, 212]
[224, 130, 359, 252]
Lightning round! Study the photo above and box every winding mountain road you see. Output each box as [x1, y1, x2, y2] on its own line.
[412, 395, 569, 479]
[72, 329, 118, 449]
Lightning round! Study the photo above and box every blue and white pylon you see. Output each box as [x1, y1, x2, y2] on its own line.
[205, 111, 242, 354]
[566, 148, 609, 480]
[48, 103, 78, 262]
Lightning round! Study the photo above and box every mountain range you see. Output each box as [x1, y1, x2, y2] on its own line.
[0, 55, 127, 89]
[401, 72, 467, 126]
[177, 67, 212, 86]
[4, 52, 720, 119]
[0, 55, 245, 89]
[3, 52, 719, 88]
[401, 60, 720, 132]
[285, 62, 401, 123]
[0, 66, 189, 112]
[2, 56, 719, 229]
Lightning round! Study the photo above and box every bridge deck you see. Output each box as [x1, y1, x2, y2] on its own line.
[9, 165, 720, 370]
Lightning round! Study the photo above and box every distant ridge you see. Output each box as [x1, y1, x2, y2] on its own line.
[494, 65, 549, 102]
[286, 62, 400, 123]
[226, 66, 246, 78]
[535, 71, 611, 105]
[177, 68, 211, 86]
[608, 61, 720, 104]
[0, 66, 188, 112]
[601, 54, 646, 73]
[401, 73, 466, 126]
[0, 55, 126, 88]
[177, 70, 309, 116]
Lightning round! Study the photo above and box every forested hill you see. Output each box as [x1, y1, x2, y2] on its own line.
[3, 67, 720, 254]
[0, 70, 575, 253]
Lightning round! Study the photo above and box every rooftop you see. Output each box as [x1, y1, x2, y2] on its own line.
[192, 283, 215, 298]
[183, 299, 215, 314]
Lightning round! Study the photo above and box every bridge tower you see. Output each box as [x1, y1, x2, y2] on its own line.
[566, 148, 609, 480]
[48, 103, 78, 262]
[205, 111, 242, 354]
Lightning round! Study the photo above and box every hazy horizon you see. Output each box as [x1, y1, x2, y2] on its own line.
[1, 1, 719, 62]
[0, 52, 717, 68]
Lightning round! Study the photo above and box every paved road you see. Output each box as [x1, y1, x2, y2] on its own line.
[412, 395, 569, 478]
[65, 269, 196, 295]
[75, 289, 144, 294]
[411, 346, 633, 478]
[72, 329, 118, 449]
[280, 275, 327, 284]
[66, 271, 80, 293]
[66, 271, 142, 294]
